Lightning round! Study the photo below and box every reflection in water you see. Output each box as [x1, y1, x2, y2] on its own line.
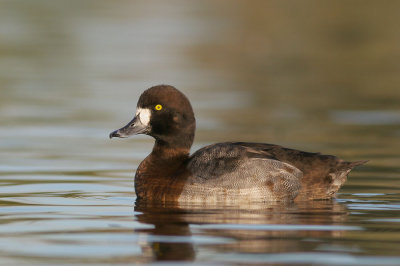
[135, 200, 196, 261]
[134, 199, 349, 263]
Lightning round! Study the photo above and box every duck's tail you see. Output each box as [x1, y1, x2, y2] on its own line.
[341, 160, 369, 170]
[324, 159, 368, 199]
[295, 159, 368, 201]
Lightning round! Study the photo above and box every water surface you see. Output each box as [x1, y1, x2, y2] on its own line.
[1, 1, 400, 265]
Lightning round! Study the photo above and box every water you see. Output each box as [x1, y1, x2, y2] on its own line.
[1, 1, 400, 265]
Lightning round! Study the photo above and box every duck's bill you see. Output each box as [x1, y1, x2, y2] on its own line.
[109, 116, 148, 139]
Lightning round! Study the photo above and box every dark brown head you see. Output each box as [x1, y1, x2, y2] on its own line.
[110, 85, 196, 150]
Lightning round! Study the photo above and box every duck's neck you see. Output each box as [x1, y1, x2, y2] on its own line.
[150, 139, 191, 164]
[135, 139, 191, 201]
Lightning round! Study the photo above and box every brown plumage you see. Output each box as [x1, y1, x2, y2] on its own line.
[110, 85, 367, 203]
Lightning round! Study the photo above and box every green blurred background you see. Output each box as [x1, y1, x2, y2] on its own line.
[1, 0, 399, 171]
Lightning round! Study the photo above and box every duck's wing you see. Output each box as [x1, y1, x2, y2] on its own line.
[229, 142, 368, 200]
[186, 142, 302, 201]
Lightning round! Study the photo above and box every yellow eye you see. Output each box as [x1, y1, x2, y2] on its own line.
[155, 104, 162, 111]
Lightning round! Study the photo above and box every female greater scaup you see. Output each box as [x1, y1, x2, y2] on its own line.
[110, 85, 366, 203]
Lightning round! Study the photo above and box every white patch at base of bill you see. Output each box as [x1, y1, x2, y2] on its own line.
[136, 108, 151, 126]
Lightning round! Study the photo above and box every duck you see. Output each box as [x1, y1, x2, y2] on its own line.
[110, 85, 367, 203]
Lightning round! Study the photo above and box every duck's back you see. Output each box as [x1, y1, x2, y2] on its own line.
[184, 142, 366, 202]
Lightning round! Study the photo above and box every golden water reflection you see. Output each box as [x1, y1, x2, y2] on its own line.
[135, 199, 350, 262]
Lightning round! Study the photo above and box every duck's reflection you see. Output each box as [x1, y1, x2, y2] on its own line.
[134, 199, 348, 262]
[135, 200, 195, 261]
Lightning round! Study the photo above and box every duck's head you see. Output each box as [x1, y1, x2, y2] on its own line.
[110, 85, 196, 149]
